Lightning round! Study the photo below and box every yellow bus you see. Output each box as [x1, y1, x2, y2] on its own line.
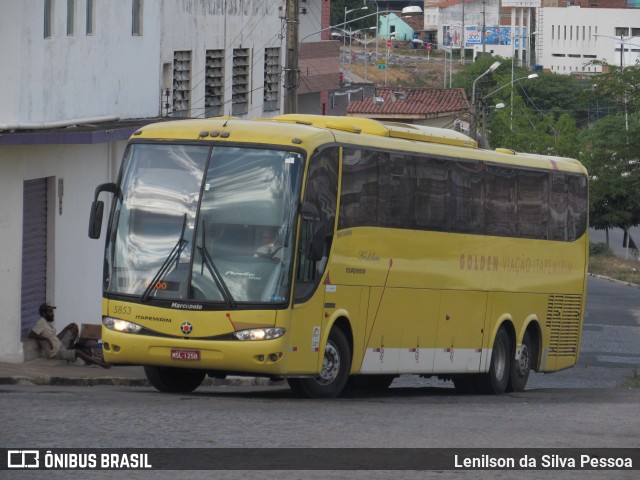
[88, 114, 588, 398]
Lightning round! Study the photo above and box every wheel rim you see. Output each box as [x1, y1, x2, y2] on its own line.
[494, 340, 507, 381]
[317, 340, 340, 385]
[517, 344, 530, 377]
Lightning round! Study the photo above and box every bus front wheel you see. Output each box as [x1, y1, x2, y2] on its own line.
[475, 327, 511, 394]
[144, 366, 206, 393]
[287, 328, 351, 398]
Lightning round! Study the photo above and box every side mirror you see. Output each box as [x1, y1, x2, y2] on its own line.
[88, 201, 104, 239]
[88, 182, 117, 239]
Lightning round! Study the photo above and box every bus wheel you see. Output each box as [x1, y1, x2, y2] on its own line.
[475, 327, 511, 394]
[508, 330, 532, 392]
[348, 374, 396, 391]
[287, 328, 351, 398]
[144, 366, 205, 393]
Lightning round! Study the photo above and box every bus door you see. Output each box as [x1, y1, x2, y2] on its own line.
[434, 290, 487, 373]
[288, 147, 340, 375]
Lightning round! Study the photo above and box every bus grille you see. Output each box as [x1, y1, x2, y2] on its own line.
[546, 294, 582, 357]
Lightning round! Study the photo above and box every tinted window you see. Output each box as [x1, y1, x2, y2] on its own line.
[338, 147, 588, 242]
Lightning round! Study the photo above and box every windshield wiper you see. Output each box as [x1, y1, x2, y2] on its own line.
[141, 214, 188, 302]
[197, 243, 236, 308]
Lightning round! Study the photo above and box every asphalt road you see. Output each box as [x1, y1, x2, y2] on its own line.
[1, 277, 638, 480]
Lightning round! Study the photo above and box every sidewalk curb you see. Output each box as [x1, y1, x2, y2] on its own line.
[588, 273, 640, 289]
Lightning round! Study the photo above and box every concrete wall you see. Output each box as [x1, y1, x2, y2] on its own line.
[159, 0, 283, 119]
[0, 0, 161, 125]
[0, 141, 126, 362]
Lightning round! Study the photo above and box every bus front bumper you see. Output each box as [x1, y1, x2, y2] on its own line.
[102, 328, 295, 375]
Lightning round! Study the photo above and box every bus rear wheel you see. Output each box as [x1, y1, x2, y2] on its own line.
[508, 330, 532, 392]
[144, 366, 206, 393]
[475, 327, 511, 394]
[287, 328, 351, 398]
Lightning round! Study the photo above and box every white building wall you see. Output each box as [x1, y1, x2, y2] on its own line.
[159, 0, 283, 119]
[540, 7, 640, 74]
[0, 141, 126, 362]
[0, 0, 299, 362]
[1, 0, 161, 125]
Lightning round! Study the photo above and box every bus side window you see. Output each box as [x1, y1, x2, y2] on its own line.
[294, 147, 338, 302]
[549, 174, 568, 241]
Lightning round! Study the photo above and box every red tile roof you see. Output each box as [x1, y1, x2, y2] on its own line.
[347, 87, 470, 116]
[399, 14, 424, 33]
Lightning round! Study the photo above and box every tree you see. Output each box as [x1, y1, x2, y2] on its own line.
[588, 60, 640, 117]
[486, 95, 579, 158]
[579, 113, 640, 241]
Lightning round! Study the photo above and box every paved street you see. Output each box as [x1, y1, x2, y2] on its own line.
[1, 277, 639, 480]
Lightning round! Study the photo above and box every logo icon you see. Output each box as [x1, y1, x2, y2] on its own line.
[7, 450, 39, 468]
[180, 322, 192, 335]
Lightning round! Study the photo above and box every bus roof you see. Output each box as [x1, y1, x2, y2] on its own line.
[130, 115, 586, 175]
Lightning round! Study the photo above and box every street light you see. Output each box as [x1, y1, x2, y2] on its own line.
[484, 73, 538, 100]
[471, 61, 502, 140]
[353, 28, 377, 81]
[480, 102, 505, 148]
[368, 0, 380, 63]
[471, 61, 501, 106]
[344, 5, 368, 48]
[483, 73, 538, 130]
[592, 33, 640, 133]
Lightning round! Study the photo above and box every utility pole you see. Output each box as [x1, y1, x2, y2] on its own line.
[460, 0, 465, 64]
[482, 0, 486, 54]
[284, 0, 299, 114]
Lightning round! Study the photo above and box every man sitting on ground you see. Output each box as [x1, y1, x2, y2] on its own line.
[29, 303, 111, 369]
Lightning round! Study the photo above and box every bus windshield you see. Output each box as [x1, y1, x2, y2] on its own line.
[105, 143, 304, 305]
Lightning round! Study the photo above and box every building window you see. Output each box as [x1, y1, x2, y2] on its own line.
[86, 0, 94, 35]
[44, 0, 53, 38]
[632, 28, 640, 36]
[132, 0, 142, 36]
[232, 48, 250, 116]
[173, 51, 191, 117]
[205, 49, 225, 117]
[67, 0, 75, 36]
[263, 48, 281, 112]
[615, 27, 629, 37]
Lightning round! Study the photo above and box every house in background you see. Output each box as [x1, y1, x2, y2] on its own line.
[379, 11, 425, 42]
[346, 87, 471, 128]
[0, 0, 334, 363]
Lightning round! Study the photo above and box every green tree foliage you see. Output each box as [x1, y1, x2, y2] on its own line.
[486, 94, 579, 158]
[579, 113, 640, 232]
[589, 60, 640, 115]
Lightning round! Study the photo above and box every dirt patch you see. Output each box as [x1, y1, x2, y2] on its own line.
[347, 46, 466, 88]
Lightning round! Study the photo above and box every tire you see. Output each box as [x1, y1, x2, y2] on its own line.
[348, 374, 396, 391]
[507, 330, 532, 392]
[475, 327, 512, 394]
[287, 328, 351, 398]
[144, 366, 206, 393]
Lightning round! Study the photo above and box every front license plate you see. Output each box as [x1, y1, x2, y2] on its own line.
[171, 349, 200, 361]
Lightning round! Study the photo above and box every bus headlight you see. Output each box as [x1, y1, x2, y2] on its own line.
[103, 317, 143, 334]
[233, 328, 285, 341]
